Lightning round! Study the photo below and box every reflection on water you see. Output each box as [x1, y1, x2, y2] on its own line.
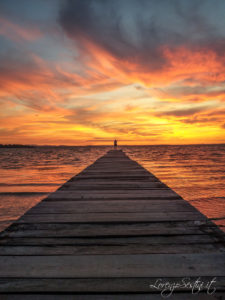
[0, 146, 110, 230]
[123, 144, 225, 231]
[0, 145, 224, 232]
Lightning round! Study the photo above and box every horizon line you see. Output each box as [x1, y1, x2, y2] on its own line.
[1, 143, 225, 147]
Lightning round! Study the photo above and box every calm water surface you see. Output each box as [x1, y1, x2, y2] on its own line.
[0, 145, 224, 232]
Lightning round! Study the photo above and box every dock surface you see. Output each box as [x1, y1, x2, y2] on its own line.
[0, 149, 225, 299]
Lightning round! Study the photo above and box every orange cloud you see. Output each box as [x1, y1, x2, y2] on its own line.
[77, 37, 225, 88]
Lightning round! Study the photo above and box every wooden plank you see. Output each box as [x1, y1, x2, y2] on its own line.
[17, 212, 206, 223]
[58, 187, 170, 191]
[33, 199, 191, 207]
[44, 196, 182, 201]
[59, 182, 166, 189]
[0, 254, 224, 277]
[81, 169, 150, 173]
[0, 234, 218, 246]
[72, 175, 157, 180]
[1, 221, 209, 238]
[82, 166, 144, 171]
[46, 189, 182, 200]
[88, 165, 143, 169]
[1, 242, 224, 255]
[64, 180, 161, 185]
[27, 200, 197, 214]
[0, 277, 224, 294]
[48, 189, 177, 195]
[0, 277, 224, 293]
[27, 207, 197, 214]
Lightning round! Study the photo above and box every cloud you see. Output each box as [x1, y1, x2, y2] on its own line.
[0, 127, 23, 137]
[0, 16, 42, 42]
[181, 116, 220, 124]
[59, 0, 225, 86]
[158, 106, 225, 128]
[156, 104, 214, 117]
[0, 48, 124, 113]
[151, 84, 225, 103]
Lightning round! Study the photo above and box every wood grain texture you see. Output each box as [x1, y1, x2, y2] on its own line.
[0, 277, 224, 293]
[17, 211, 206, 223]
[1, 221, 210, 238]
[26, 199, 196, 214]
[0, 253, 225, 277]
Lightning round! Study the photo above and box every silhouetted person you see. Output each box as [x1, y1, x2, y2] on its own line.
[114, 139, 117, 149]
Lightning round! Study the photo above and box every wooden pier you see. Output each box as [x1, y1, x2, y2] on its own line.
[0, 149, 225, 299]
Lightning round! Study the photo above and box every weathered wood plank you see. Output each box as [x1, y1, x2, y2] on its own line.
[44, 196, 182, 201]
[0, 254, 224, 277]
[0, 234, 218, 246]
[27, 200, 197, 214]
[1, 242, 224, 255]
[17, 212, 206, 223]
[33, 199, 191, 207]
[81, 171, 150, 175]
[59, 182, 166, 190]
[1, 221, 209, 238]
[0, 276, 224, 294]
[72, 175, 157, 180]
[64, 180, 161, 186]
[0, 277, 224, 293]
[46, 189, 182, 200]
[27, 207, 197, 214]
[67, 179, 159, 184]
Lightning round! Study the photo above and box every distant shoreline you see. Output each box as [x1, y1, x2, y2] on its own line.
[0, 143, 224, 148]
[0, 144, 35, 148]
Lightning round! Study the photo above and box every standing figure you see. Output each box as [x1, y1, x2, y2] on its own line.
[114, 139, 117, 149]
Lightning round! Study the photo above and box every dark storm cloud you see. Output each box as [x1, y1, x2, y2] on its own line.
[59, 0, 225, 71]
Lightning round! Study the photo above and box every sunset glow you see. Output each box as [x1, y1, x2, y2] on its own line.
[0, 0, 225, 145]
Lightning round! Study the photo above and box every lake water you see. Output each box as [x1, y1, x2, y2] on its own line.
[0, 145, 224, 232]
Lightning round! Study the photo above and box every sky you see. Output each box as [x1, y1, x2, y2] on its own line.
[0, 0, 225, 145]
